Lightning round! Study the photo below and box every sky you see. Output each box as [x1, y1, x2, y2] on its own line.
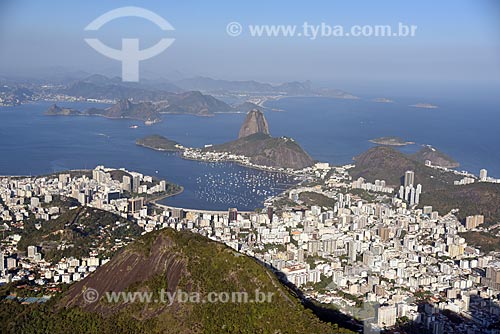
[0, 0, 499, 93]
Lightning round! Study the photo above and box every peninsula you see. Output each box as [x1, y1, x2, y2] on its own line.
[136, 109, 315, 171]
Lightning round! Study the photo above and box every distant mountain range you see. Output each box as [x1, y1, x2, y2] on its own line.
[62, 74, 182, 101]
[1, 73, 359, 108]
[174, 76, 358, 98]
[45, 90, 252, 121]
[58, 74, 357, 100]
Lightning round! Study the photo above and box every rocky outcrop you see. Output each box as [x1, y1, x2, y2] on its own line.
[55, 228, 338, 333]
[238, 109, 270, 139]
[45, 104, 82, 116]
[410, 145, 459, 168]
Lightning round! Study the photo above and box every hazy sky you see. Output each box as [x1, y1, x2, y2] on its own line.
[1, 0, 499, 90]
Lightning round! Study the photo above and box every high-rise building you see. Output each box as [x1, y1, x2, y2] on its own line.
[415, 184, 422, 205]
[159, 180, 167, 192]
[267, 206, 274, 223]
[27, 246, 37, 258]
[404, 170, 415, 187]
[480, 169, 488, 181]
[132, 175, 141, 193]
[6, 257, 16, 270]
[122, 175, 132, 192]
[128, 197, 144, 214]
[377, 305, 397, 327]
[348, 240, 357, 263]
[59, 173, 71, 185]
[296, 248, 304, 263]
[107, 191, 121, 203]
[228, 208, 238, 222]
[409, 187, 416, 206]
[465, 215, 485, 229]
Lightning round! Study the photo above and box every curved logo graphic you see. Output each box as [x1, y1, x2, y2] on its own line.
[84, 7, 175, 82]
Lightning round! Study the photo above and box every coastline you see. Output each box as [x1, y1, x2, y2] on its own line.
[1, 168, 185, 202]
[136, 142, 307, 177]
[148, 186, 185, 204]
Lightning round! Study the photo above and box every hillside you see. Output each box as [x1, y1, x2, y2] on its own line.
[17, 207, 142, 262]
[30, 228, 350, 334]
[234, 101, 263, 113]
[46, 93, 234, 121]
[351, 146, 500, 223]
[410, 145, 460, 168]
[162, 91, 233, 116]
[351, 146, 459, 189]
[206, 133, 315, 170]
[62, 74, 180, 101]
[87, 99, 162, 122]
[173, 76, 357, 98]
[45, 104, 83, 116]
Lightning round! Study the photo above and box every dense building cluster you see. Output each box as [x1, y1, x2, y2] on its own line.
[1, 163, 499, 333]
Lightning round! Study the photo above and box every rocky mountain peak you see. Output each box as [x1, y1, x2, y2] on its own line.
[238, 109, 270, 139]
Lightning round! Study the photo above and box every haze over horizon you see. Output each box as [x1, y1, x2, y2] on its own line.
[1, 0, 500, 96]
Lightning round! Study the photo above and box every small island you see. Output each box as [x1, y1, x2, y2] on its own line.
[372, 98, 394, 103]
[410, 103, 438, 109]
[136, 135, 182, 152]
[369, 136, 415, 146]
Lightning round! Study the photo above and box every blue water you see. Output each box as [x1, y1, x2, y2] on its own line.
[0, 102, 297, 211]
[265, 96, 500, 177]
[0, 94, 498, 211]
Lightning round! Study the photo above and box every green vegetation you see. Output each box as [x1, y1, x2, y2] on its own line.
[460, 231, 500, 253]
[206, 132, 315, 170]
[423, 182, 500, 224]
[410, 146, 459, 168]
[16, 207, 142, 262]
[136, 135, 182, 152]
[305, 255, 328, 269]
[299, 191, 335, 208]
[351, 146, 500, 224]
[41, 228, 355, 334]
[272, 196, 298, 210]
[346, 188, 379, 202]
[45, 104, 82, 116]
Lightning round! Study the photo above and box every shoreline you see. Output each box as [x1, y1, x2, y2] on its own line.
[148, 186, 185, 205]
[137, 142, 307, 177]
